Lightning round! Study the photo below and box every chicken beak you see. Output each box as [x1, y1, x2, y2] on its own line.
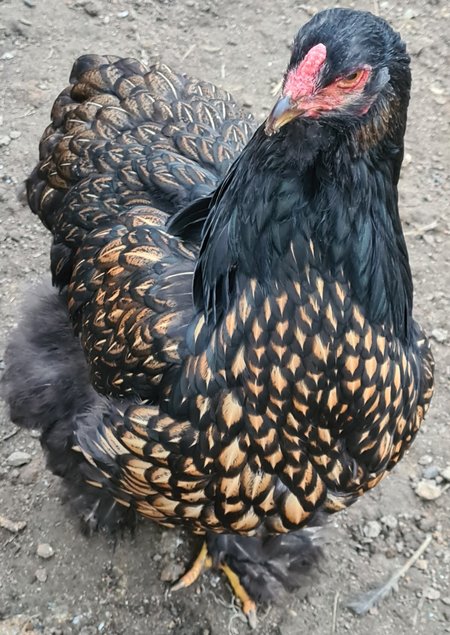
[265, 95, 304, 136]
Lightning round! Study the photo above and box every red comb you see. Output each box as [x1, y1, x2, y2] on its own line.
[284, 43, 327, 99]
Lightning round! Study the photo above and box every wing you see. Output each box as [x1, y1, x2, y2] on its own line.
[26, 54, 256, 396]
[68, 206, 197, 400]
[27, 54, 256, 288]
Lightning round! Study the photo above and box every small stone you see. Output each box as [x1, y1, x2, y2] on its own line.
[364, 520, 382, 538]
[37, 543, 54, 559]
[418, 515, 436, 532]
[431, 328, 448, 343]
[9, 130, 21, 140]
[415, 480, 442, 501]
[0, 51, 15, 60]
[418, 455, 433, 466]
[442, 597, 450, 606]
[403, 152, 413, 167]
[424, 587, 441, 601]
[381, 514, 398, 530]
[423, 466, 440, 480]
[19, 459, 41, 485]
[403, 8, 418, 19]
[35, 567, 47, 583]
[415, 558, 428, 571]
[430, 83, 445, 95]
[7, 451, 32, 467]
[117, 10, 129, 18]
[0, 515, 27, 533]
[0, 135, 11, 147]
[441, 467, 450, 482]
[159, 562, 185, 582]
[83, 1, 100, 17]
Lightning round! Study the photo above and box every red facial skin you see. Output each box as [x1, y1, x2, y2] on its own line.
[284, 43, 328, 100]
[284, 43, 372, 118]
[265, 44, 374, 135]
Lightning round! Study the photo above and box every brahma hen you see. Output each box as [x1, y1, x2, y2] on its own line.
[3, 8, 434, 626]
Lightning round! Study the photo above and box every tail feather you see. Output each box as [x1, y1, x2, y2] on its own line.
[1, 283, 135, 533]
[3, 285, 96, 431]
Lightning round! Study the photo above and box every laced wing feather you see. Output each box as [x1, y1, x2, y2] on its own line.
[27, 54, 256, 289]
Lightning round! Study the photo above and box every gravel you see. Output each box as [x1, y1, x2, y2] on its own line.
[7, 451, 32, 467]
[415, 480, 443, 501]
[37, 543, 55, 559]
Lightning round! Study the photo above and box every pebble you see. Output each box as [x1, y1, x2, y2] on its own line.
[415, 480, 442, 501]
[442, 597, 450, 606]
[403, 8, 418, 19]
[35, 567, 48, 583]
[431, 328, 448, 343]
[159, 561, 185, 582]
[418, 515, 436, 532]
[363, 520, 382, 538]
[430, 83, 445, 95]
[0, 51, 15, 60]
[403, 152, 412, 167]
[424, 587, 441, 601]
[19, 459, 41, 485]
[37, 543, 54, 559]
[9, 130, 21, 140]
[7, 450, 32, 467]
[441, 466, 450, 482]
[0, 135, 11, 147]
[83, 1, 100, 17]
[381, 514, 398, 530]
[423, 465, 440, 480]
[415, 558, 428, 571]
[0, 515, 27, 533]
[418, 455, 433, 466]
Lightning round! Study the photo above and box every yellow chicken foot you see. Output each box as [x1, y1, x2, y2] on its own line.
[172, 541, 258, 628]
[172, 541, 212, 590]
[220, 562, 258, 629]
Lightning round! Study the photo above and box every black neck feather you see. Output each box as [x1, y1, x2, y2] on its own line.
[192, 111, 413, 342]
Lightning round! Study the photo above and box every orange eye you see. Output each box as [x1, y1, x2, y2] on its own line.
[335, 69, 366, 89]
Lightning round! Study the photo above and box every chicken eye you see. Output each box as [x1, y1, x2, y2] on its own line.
[335, 69, 366, 89]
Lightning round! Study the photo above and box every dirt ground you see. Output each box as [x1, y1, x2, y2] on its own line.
[0, 0, 449, 633]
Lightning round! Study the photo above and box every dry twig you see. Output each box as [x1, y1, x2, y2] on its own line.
[346, 533, 433, 615]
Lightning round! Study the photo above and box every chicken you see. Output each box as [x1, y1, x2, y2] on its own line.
[3, 7, 434, 626]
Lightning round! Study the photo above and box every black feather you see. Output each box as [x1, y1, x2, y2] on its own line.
[207, 522, 324, 602]
[1, 284, 135, 533]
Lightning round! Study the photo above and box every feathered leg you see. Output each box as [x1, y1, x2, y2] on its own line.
[173, 528, 323, 628]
